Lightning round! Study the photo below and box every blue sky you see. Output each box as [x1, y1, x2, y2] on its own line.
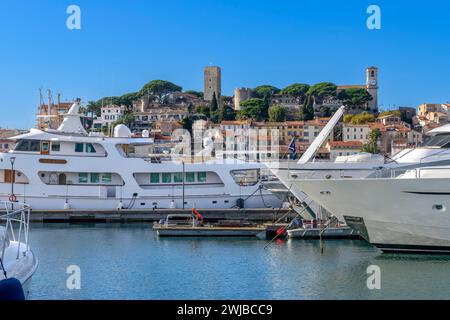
[1, 0, 449, 128]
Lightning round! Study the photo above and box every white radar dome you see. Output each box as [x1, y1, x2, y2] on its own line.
[114, 124, 132, 138]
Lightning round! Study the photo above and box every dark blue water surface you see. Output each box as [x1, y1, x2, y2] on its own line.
[28, 223, 450, 300]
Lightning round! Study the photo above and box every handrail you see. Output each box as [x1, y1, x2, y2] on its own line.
[0, 201, 31, 261]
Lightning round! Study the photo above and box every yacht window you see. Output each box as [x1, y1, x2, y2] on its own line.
[30, 141, 41, 152]
[42, 142, 50, 152]
[150, 173, 160, 183]
[51, 142, 60, 152]
[231, 169, 259, 186]
[162, 173, 172, 183]
[86, 143, 96, 153]
[14, 140, 30, 151]
[90, 173, 100, 183]
[102, 173, 112, 183]
[185, 172, 195, 183]
[420, 134, 450, 148]
[78, 173, 88, 183]
[75, 143, 84, 153]
[174, 173, 183, 183]
[197, 172, 207, 183]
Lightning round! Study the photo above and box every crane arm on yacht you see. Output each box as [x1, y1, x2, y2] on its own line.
[297, 105, 346, 164]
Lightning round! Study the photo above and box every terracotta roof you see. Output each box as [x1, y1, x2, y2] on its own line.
[220, 120, 251, 125]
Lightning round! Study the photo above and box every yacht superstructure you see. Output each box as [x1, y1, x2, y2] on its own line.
[291, 123, 450, 253]
[0, 102, 281, 211]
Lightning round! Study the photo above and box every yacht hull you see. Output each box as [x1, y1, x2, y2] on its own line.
[293, 177, 450, 253]
[0, 188, 281, 210]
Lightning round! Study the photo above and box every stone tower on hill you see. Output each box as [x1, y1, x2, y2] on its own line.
[204, 66, 221, 102]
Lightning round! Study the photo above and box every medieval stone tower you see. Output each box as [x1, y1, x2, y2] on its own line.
[366, 66, 378, 112]
[204, 66, 221, 102]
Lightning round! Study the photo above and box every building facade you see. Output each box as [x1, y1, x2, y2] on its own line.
[342, 123, 370, 143]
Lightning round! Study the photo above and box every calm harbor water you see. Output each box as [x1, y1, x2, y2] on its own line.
[28, 223, 450, 300]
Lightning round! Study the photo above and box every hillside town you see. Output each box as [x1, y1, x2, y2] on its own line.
[1, 66, 446, 160]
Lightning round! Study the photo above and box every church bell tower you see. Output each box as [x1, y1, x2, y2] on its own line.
[366, 66, 378, 113]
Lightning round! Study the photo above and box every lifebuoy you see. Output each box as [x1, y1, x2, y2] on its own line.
[8, 194, 16, 202]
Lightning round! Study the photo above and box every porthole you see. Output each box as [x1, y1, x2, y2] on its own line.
[432, 204, 446, 212]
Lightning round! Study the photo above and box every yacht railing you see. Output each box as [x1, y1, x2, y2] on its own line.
[0, 201, 31, 261]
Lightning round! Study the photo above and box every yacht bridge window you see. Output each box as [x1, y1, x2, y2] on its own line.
[421, 134, 450, 148]
[14, 140, 41, 152]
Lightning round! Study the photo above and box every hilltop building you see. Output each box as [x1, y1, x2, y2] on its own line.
[92, 105, 126, 131]
[417, 103, 450, 125]
[204, 66, 221, 102]
[333, 66, 378, 113]
[233, 88, 253, 111]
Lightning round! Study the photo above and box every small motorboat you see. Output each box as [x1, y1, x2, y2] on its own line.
[287, 219, 360, 239]
[0, 201, 38, 299]
[153, 209, 266, 239]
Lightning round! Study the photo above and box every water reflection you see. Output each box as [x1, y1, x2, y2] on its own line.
[28, 223, 450, 300]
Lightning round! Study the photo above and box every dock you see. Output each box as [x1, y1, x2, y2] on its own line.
[28, 208, 293, 223]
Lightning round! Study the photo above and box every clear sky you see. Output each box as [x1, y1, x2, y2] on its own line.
[1, 0, 449, 128]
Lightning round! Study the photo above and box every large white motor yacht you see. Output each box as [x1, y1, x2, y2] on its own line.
[291, 123, 450, 253]
[268, 106, 387, 221]
[0, 102, 281, 211]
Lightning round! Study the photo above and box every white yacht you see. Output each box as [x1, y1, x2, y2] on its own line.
[268, 106, 387, 221]
[0, 201, 38, 298]
[0, 102, 281, 211]
[290, 123, 450, 253]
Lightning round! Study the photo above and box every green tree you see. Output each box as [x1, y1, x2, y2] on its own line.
[253, 85, 280, 98]
[345, 112, 376, 125]
[318, 106, 332, 117]
[299, 95, 315, 121]
[237, 98, 265, 121]
[184, 90, 204, 99]
[300, 82, 337, 121]
[210, 93, 218, 116]
[180, 117, 193, 132]
[306, 82, 337, 103]
[218, 105, 236, 122]
[87, 100, 101, 117]
[119, 92, 141, 108]
[343, 114, 354, 123]
[338, 88, 373, 108]
[280, 83, 310, 102]
[379, 110, 401, 117]
[114, 112, 135, 127]
[361, 128, 381, 154]
[196, 105, 210, 118]
[268, 105, 287, 122]
[140, 80, 182, 102]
